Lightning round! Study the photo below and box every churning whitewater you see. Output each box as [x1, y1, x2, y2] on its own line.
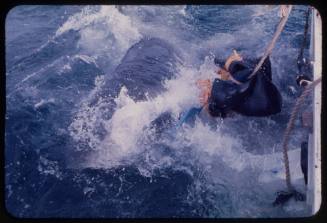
[6, 5, 312, 217]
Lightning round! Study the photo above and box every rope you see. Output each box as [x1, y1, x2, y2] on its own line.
[282, 77, 322, 191]
[248, 5, 293, 79]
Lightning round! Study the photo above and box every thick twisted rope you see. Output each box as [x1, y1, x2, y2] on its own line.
[248, 5, 293, 79]
[282, 77, 322, 191]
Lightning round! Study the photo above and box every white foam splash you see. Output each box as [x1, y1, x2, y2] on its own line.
[69, 52, 301, 180]
[68, 60, 219, 168]
[56, 6, 142, 65]
[180, 119, 303, 181]
[37, 156, 62, 179]
[34, 98, 55, 109]
[67, 6, 306, 189]
[68, 75, 106, 150]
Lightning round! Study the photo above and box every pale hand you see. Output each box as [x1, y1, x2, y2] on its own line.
[216, 68, 231, 80]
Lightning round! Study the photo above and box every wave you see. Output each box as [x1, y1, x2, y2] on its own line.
[55, 6, 142, 67]
[5, 5, 311, 217]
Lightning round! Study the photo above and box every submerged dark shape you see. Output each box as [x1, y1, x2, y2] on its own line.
[111, 37, 180, 99]
[89, 37, 181, 119]
[273, 190, 306, 206]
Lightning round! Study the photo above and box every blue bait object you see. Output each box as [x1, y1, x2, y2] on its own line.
[176, 106, 203, 129]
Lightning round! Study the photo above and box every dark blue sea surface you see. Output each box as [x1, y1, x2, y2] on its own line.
[5, 5, 313, 218]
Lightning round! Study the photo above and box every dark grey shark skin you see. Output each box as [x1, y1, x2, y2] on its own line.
[89, 37, 182, 121]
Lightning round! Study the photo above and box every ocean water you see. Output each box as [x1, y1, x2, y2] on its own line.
[5, 5, 313, 218]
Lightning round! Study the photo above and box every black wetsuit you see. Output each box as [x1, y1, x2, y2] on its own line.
[208, 57, 282, 117]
